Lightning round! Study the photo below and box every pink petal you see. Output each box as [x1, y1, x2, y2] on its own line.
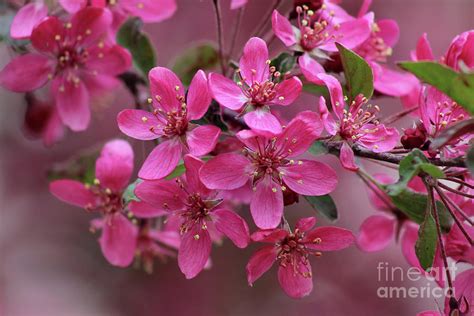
[373, 64, 419, 97]
[251, 229, 287, 243]
[239, 37, 269, 85]
[117, 109, 163, 140]
[417, 312, 441, 316]
[277, 261, 313, 299]
[317, 74, 345, 119]
[150, 229, 181, 249]
[358, 124, 399, 153]
[149, 67, 184, 112]
[305, 226, 355, 251]
[281, 160, 338, 196]
[357, 214, 396, 252]
[95, 139, 134, 192]
[294, 110, 324, 138]
[138, 139, 183, 180]
[275, 116, 320, 157]
[99, 213, 137, 267]
[246, 245, 277, 285]
[70, 7, 112, 48]
[271, 10, 296, 47]
[415, 33, 434, 61]
[230, 0, 247, 9]
[377, 19, 399, 47]
[85, 45, 132, 76]
[135, 179, 186, 212]
[367, 173, 395, 211]
[42, 108, 65, 147]
[200, 153, 251, 190]
[444, 269, 474, 315]
[187, 125, 221, 156]
[53, 77, 91, 131]
[401, 222, 421, 268]
[178, 226, 212, 279]
[121, 0, 177, 23]
[318, 96, 338, 136]
[340, 142, 359, 171]
[296, 217, 317, 232]
[10, 2, 48, 40]
[186, 70, 211, 120]
[212, 208, 250, 248]
[82, 72, 120, 96]
[299, 53, 325, 85]
[319, 17, 371, 52]
[183, 155, 210, 196]
[271, 77, 302, 106]
[250, 178, 283, 229]
[457, 31, 474, 68]
[49, 179, 96, 208]
[59, 0, 87, 13]
[243, 109, 282, 135]
[128, 200, 168, 218]
[0, 54, 53, 92]
[208, 73, 247, 111]
[235, 129, 261, 152]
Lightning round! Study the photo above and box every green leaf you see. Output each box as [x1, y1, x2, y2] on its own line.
[302, 83, 329, 99]
[172, 43, 219, 86]
[336, 42, 374, 101]
[304, 195, 338, 221]
[122, 179, 142, 205]
[166, 161, 186, 180]
[117, 18, 156, 76]
[415, 211, 437, 271]
[398, 61, 474, 114]
[467, 144, 474, 176]
[308, 141, 329, 156]
[270, 52, 297, 76]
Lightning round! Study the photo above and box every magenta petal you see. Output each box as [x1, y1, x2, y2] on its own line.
[305, 226, 355, 251]
[320, 17, 371, 51]
[183, 155, 210, 196]
[239, 37, 269, 85]
[139, 140, 182, 180]
[135, 179, 186, 211]
[212, 208, 250, 248]
[178, 226, 211, 279]
[86, 45, 132, 76]
[295, 217, 317, 232]
[121, 0, 177, 23]
[445, 269, 474, 315]
[70, 7, 112, 47]
[272, 77, 302, 106]
[246, 245, 277, 285]
[281, 160, 338, 196]
[275, 117, 319, 157]
[317, 74, 345, 119]
[99, 213, 137, 267]
[208, 73, 247, 111]
[128, 200, 168, 218]
[357, 215, 396, 252]
[358, 124, 399, 153]
[149, 67, 184, 112]
[49, 179, 96, 208]
[299, 53, 325, 85]
[318, 96, 338, 135]
[243, 110, 282, 135]
[373, 64, 419, 97]
[377, 19, 399, 47]
[401, 222, 421, 268]
[59, 0, 87, 13]
[95, 139, 134, 192]
[277, 261, 313, 299]
[340, 142, 359, 171]
[0, 54, 53, 92]
[250, 178, 283, 229]
[187, 125, 221, 156]
[200, 153, 251, 190]
[117, 109, 163, 140]
[251, 229, 287, 243]
[230, 0, 247, 9]
[53, 77, 91, 131]
[187, 70, 211, 120]
[271, 10, 297, 47]
[415, 33, 434, 61]
[10, 3, 48, 39]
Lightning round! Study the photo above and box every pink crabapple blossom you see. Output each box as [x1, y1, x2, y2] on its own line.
[117, 67, 220, 180]
[246, 217, 355, 298]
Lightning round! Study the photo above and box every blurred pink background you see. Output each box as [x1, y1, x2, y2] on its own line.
[1, 0, 473, 315]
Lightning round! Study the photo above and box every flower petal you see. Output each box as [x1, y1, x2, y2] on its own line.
[99, 213, 137, 267]
[250, 178, 283, 229]
[357, 215, 396, 252]
[120, 0, 177, 23]
[187, 125, 221, 156]
[401, 222, 421, 268]
[246, 245, 277, 285]
[317, 73, 345, 119]
[53, 77, 91, 131]
[358, 124, 399, 153]
[10, 2, 48, 40]
[281, 160, 338, 196]
[178, 226, 212, 279]
[275, 115, 320, 157]
[319, 17, 371, 52]
[31, 16, 65, 53]
[277, 261, 313, 299]
[95, 139, 134, 192]
[296, 217, 317, 232]
[59, 0, 87, 13]
[85, 45, 132, 76]
[0, 54, 53, 92]
[117, 109, 163, 140]
[243, 109, 282, 135]
[212, 208, 250, 248]
[373, 64, 419, 97]
[186, 70, 211, 120]
[415, 33, 434, 61]
[183, 155, 210, 196]
[318, 96, 338, 135]
[271, 77, 302, 106]
[305, 226, 355, 251]
[49, 179, 96, 208]
[70, 7, 112, 48]
[208, 73, 247, 111]
[135, 179, 186, 212]
[340, 142, 359, 171]
[149, 67, 184, 112]
[128, 200, 168, 218]
[138, 139, 182, 180]
[239, 37, 269, 85]
[377, 19, 399, 47]
[299, 53, 325, 85]
[230, 0, 247, 9]
[271, 10, 297, 47]
[200, 153, 251, 190]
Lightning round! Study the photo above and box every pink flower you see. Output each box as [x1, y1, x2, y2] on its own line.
[49, 139, 138, 267]
[0, 7, 132, 131]
[246, 217, 354, 298]
[208, 37, 302, 135]
[445, 221, 474, 265]
[318, 74, 399, 170]
[117, 67, 220, 180]
[200, 114, 337, 229]
[135, 155, 250, 279]
[9, 1, 48, 39]
[444, 269, 474, 315]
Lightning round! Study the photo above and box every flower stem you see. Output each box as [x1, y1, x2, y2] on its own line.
[212, 0, 227, 74]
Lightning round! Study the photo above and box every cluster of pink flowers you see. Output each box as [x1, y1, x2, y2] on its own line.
[2, 0, 474, 312]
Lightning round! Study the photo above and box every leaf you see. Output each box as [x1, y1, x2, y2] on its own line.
[336, 42, 374, 101]
[415, 210, 437, 271]
[270, 52, 297, 76]
[122, 179, 142, 205]
[398, 61, 474, 114]
[165, 161, 186, 180]
[308, 141, 328, 156]
[467, 144, 474, 176]
[304, 195, 338, 221]
[172, 43, 219, 86]
[302, 83, 329, 99]
[47, 151, 99, 185]
[117, 17, 156, 76]
[430, 118, 474, 151]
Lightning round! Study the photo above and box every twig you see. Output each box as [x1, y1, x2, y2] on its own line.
[212, 0, 227, 74]
[228, 6, 245, 64]
[254, 0, 282, 38]
[382, 105, 419, 125]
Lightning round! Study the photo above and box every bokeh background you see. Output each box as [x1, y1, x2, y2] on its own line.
[1, 0, 473, 315]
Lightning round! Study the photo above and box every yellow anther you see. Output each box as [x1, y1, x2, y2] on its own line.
[141, 116, 148, 122]
[137, 2, 144, 9]
[272, 187, 277, 193]
[85, 29, 91, 35]
[278, 96, 285, 101]
[194, 234, 200, 240]
[93, 178, 100, 185]
[54, 34, 61, 41]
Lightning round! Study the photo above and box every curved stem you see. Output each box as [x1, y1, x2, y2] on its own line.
[212, 0, 226, 74]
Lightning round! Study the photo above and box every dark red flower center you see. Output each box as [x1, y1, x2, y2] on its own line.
[57, 47, 88, 70]
[296, 5, 339, 52]
[85, 180, 123, 215]
[277, 229, 313, 278]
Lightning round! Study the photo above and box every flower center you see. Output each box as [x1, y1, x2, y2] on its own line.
[355, 24, 393, 63]
[432, 100, 465, 135]
[57, 47, 88, 70]
[296, 5, 339, 52]
[277, 230, 312, 278]
[339, 95, 381, 142]
[85, 180, 123, 215]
